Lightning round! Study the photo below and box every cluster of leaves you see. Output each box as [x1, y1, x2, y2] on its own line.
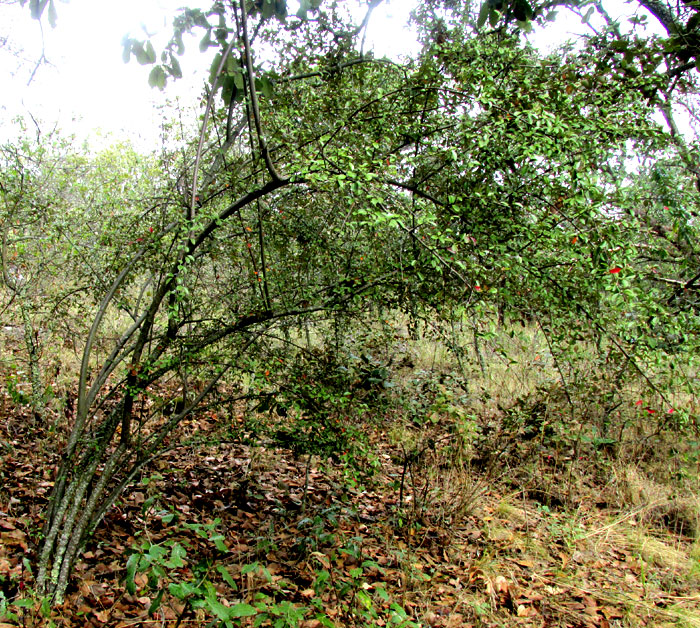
[122, 504, 418, 628]
[248, 345, 390, 465]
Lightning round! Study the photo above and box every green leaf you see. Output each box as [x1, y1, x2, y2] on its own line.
[169, 55, 183, 79]
[148, 589, 165, 616]
[210, 533, 229, 552]
[229, 603, 258, 618]
[209, 52, 222, 85]
[125, 553, 139, 595]
[222, 76, 238, 105]
[200, 29, 212, 52]
[275, 0, 288, 21]
[260, 75, 273, 98]
[165, 542, 186, 568]
[144, 41, 156, 64]
[169, 581, 202, 599]
[225, 55, 240, 74]
[233, 70, 245, 90]
[168, 583, 186, 599]
[217, 565, 238, 589]
[189, 8, 210, 28]
[206, 598, 234, 620]
[356, 589, 372, 610]
[297, 0, 312, 19]
[122, 38, 132, 63]
[133, 41, 156, 65]
[316, 615, 335, 628]
[477, 1, 490, 29]
[262, 0, 274, 19]
[148, 66, 167, 90]
[174, 32, 185, 55]
[147, 543, 167, 560]
[581, 6, 595, 23]
[47, 0, 56, 27]
[29, 0, 49, 20]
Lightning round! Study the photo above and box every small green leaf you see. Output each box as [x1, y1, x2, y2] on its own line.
[29, 0, 49, 20]
[168, 583, 186, 599]
[174, 32, 185, 55]
[209, 52, 222, 85]
[225, 55, 240, 74]
[260, 75, 273, 98]
[165, 542, 186, 568]
[122, 38, 132, 63]
[230, 603, 258, 618]
[275, 0, 287, 20]
[148, 589, 165, 616]
[148, 66, 167, 90]
[169, 581, 202, 599]
[262, 0, 274, 19]
[477, 1, 489, 29]
[190, 8, 210, 28]
[233, 69, 245, 90]
[125, 553, 139, 595]
[581, 6, 595, 23]
[169, 55, 182, 79]
[206, 598, 234, 620]
[144, 41, 156, 63]
[241, 562, 259, 575]
[217, 564, 238, 589]
[222, 75, 238, 105]
[210, 533, 229, 552]
[356, 589, 372, 610]
[47, 0, 56, 27]
[133, 41, 156, 65]
[200, 29, 212, 52]
[316, 615, 335, 628]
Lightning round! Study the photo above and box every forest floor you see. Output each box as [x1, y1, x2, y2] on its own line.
[1, 334, 700, 628]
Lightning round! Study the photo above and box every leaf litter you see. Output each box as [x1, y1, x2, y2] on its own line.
[1, 389, 700, 628]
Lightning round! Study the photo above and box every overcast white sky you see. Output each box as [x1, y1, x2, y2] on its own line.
[0, 0, 660, 149]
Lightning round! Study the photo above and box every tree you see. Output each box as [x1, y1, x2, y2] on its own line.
[8, 0, 693, 603]
[0, 122, 170, 425]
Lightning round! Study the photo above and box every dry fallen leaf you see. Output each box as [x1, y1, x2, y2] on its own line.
[517, 604, 538, 617]
[494, 575, 509, 594]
